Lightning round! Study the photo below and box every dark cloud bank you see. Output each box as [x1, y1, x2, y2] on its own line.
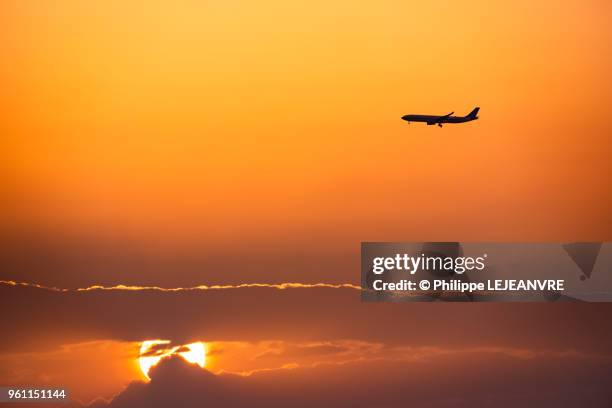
[89, 353, 612, 408]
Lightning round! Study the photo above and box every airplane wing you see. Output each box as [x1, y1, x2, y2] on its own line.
[427, 112, 454, 126]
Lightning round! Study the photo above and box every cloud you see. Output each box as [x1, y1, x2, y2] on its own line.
[0, 280, 361, 292]
[2, 283, 612, 357]
[4, 338, 611, 406]
[252, 341, 354, 360]
[94, 350, 612, 408]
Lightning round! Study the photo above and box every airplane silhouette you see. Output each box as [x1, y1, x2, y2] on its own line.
[402, 107, 479, 127]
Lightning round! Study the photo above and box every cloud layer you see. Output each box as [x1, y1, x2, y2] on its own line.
[3, 282, 612, 355]
[94, 351, 612, 407]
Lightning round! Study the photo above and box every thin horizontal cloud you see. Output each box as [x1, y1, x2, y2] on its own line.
[213, 340, 610, 377]
[0, 280, 361, 292]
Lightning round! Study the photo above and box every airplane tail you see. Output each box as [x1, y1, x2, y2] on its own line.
[467, 107, 480, 119]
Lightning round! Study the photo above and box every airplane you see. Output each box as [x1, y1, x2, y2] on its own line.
[401, 107, 479, 127]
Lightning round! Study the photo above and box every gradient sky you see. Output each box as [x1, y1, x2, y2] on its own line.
[2, 0, 611, 287]
[1, 0, 611, 405]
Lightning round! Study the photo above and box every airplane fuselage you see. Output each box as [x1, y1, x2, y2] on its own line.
[401, 107, 479, 127]
[402, 114, 474, 123]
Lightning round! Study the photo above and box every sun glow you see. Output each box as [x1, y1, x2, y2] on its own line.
[139, 340, 206, 380]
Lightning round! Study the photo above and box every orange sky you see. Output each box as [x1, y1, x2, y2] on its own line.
[2, 0, 611, 247]
[1, 1, 612, 405]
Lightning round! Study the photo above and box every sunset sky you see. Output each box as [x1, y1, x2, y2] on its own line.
[1, 0, 611, 406]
